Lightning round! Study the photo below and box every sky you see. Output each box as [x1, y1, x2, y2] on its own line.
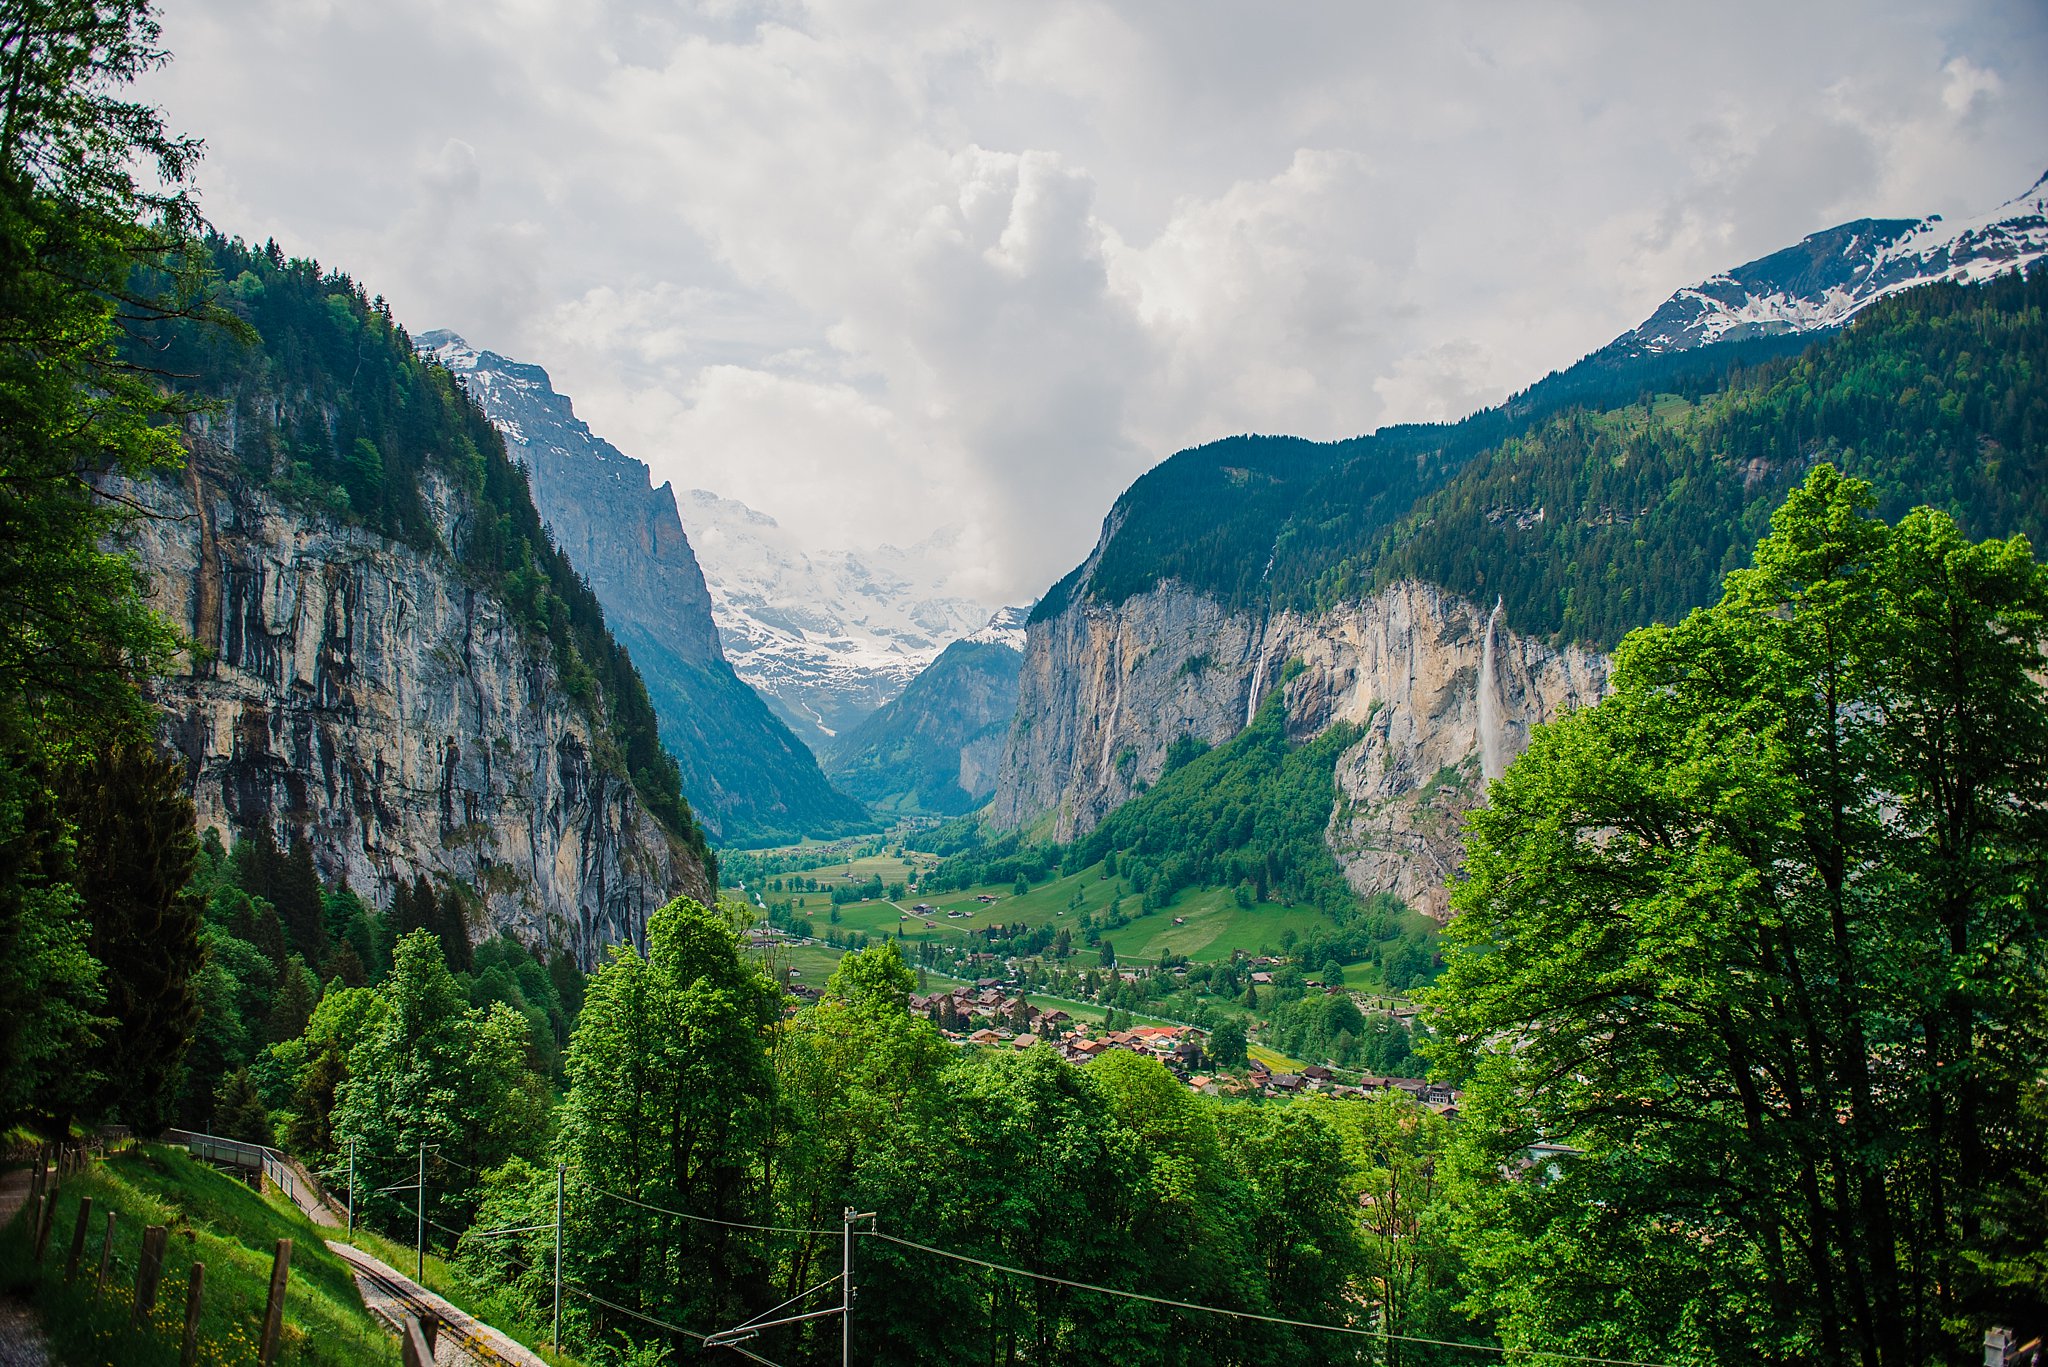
[144, 0, 2048, 606]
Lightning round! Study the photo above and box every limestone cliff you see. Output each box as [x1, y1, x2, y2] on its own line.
[990, 579, 1605, 919]
[114, 437, 711, 967]
[418, 332, 871, 844]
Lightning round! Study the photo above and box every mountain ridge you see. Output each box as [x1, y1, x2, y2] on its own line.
[419, 331, 873, 845]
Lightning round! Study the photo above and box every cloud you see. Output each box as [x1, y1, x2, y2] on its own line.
[144, 0, 2048, 604]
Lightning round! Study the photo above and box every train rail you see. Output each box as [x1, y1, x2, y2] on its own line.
[328, 1241, 539, 1367]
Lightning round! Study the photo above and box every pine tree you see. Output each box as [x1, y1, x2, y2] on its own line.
[57, 742, 204, 1133]
[274, 836, 326, 964]
[214, 1066, 272, 1145]
[267, 955, 316, 1044]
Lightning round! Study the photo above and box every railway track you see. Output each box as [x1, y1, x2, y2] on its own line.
[329, 1242, 536, 1367]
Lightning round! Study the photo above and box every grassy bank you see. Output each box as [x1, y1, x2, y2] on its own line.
[0, 1145, 396, 1365]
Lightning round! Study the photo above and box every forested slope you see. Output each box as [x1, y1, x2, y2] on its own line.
[1339, 267, 2048, 645]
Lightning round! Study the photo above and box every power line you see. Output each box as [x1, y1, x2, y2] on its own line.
[561, 1283, 788, 1367]
[865, 1231, 1679, 1367]
[580, 1180, 839, 1237]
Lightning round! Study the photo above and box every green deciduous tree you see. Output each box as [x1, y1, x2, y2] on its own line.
[1430, 467, 2048, 1365]
[556, 896, 781, 1342]
[331, 929, 545, 1236]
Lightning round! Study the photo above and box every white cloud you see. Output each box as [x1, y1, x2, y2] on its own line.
[145, 0, 2048, 603]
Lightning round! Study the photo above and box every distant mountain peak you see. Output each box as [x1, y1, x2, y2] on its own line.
[677, 488, 1007, 746]
[965, 604, 1034, 650]
[1609, 167, 2048, 358]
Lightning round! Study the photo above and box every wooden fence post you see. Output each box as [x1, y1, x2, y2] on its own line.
[92, 1209, 116, 1303]
[180, 1262, 205, 1367]
[63, 1196, 91, 1281]
[30, 1188, 53, 1270]
[257, 1237, 292, 1366]
[401, 1314, 434, 1367]
[133, 1224, 168, 1331]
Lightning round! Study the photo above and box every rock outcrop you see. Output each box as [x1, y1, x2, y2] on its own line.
[990, 579, 1606, 919]
[114, 439, 711, 966]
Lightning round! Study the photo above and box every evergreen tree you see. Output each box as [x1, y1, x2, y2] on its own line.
[56, 742, 204, 1133]
[274, 836, 326, 964]
[214, 1066, 272, 1145]
[266, 955, 316, 1045]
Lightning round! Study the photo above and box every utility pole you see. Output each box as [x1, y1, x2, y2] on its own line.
[552, 1163, 564, 1353]
[842, 1206, 853, 1367]
[415, 1143, 426, 1282]
[346, 1141, 355, 1239]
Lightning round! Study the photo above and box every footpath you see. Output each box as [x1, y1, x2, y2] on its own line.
[0, 1162, 52, 1367]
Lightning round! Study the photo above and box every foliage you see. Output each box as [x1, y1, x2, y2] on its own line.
[1428, 467, 2048, 1362]
[1077, 685, 1362, 919]
[0, 0, 237, 1134]
[328, 929, 549, 1236]
[554, 895, 782, 1338]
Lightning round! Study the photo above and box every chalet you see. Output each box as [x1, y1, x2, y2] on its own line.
[976, 894, 999, 903]
[1250, 972, 1274, 985]
[1037, 1009, 1071, 1027]
[966, 1029, 1001, 1046]
[1302, 1065, 1334, 1083]
[913, 903, 934, 912]
[1269, 1074, 1306, 1093]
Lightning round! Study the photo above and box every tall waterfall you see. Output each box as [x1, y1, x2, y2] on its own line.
[1245, 646, 1268, 725]
[1478, 597, 1506, 783]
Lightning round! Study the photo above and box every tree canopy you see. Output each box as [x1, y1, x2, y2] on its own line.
[1429, 466, 2048, 1363]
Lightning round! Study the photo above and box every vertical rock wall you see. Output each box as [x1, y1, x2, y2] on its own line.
[990, 579, 1607, 919]
[115, 444, 711, 966]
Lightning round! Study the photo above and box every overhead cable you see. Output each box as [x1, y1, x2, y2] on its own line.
[865, 1231, 1678, 1367]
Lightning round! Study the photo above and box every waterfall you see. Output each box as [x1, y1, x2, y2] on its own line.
[1245, 645, 1268, 725]
[1478, 597, 1506, 783]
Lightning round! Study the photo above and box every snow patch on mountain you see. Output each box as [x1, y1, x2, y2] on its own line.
[678, 489, 1006, 744]
[965, 604, 1033, 651]
[1614, 168, 2048, 356]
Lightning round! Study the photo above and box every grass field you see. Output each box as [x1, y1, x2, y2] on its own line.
[0, 1145, 398, 1366]
[768, 855, 1343, 967]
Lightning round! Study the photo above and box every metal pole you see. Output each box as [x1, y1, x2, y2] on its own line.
[346, 1141, 355, 1238]
[841, 1206, 853, 1367]
[553, 1163, 564, 1351]
[416, 1143, 425, 1282]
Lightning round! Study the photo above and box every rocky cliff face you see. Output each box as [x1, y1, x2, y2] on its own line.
[418, 333, 871, 843]
[990, 579, 1605, 919]
[115, 436, 711, 967]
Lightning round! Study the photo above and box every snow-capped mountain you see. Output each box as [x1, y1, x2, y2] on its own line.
[679, 489, 1006, 745]
[1611, 168, 2048, 356]
[964, 603, 1032, 650]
